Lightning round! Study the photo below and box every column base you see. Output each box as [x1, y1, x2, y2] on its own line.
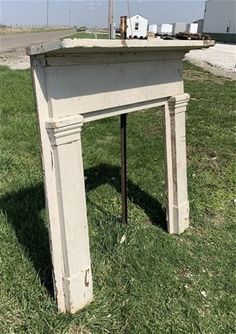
[168, 201, 189, 235]
[62, 269, 93, 314]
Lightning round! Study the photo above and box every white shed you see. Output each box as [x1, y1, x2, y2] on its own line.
[203, 0, 236, 42]
[172, 23, 187, 34]
[194, 19, 204, 34]
[148, 24, 157, 34]
[127, 14, 148, 38]
[157, 24, 173, 35]
[186, 23, 198, 34]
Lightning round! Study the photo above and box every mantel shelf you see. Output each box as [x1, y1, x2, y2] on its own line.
[27, 38, 215, 56]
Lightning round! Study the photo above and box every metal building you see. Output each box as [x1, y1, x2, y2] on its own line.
[203, 0, 236, 42]
[186, 23, 198, 34]
[172, 23, 187, 34]
[148, 24, 158, 34]
[157, 24, 173, 35]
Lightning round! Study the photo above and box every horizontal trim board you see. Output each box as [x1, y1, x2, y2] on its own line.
[27, 38, 215, 56]
[83, 98, 167, 122]
[45, 51, 185, 66]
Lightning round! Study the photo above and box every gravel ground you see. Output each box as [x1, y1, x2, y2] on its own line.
[0, 33, 235, 80]
[185, 43, 236, 80]
[0, 50, 30, 70]
[0, 29, 75, 70]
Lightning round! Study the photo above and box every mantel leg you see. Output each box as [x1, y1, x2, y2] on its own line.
[164, 94, 190, 234]
[45, 115, 93, 313]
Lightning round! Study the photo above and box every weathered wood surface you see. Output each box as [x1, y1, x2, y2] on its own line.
[29, 39, 214, 313]
[27, 38, 215, 55]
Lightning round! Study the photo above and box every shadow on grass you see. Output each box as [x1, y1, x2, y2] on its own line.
[0, 163, 166, 296]
[85, 164, 166, 229]
[0, 183, 54, 296]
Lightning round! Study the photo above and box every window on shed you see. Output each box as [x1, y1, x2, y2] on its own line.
[135, 22, 139, 30]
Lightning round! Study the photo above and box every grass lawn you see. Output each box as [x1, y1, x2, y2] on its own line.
[65, 31, 110, 39]
[0, 62, 235, 333]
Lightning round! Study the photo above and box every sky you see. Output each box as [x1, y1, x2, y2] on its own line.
[0, 0, 206, 27]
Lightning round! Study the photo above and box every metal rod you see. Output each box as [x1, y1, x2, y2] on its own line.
[120, 113, 128, 224]
[119, 15, 128, 225]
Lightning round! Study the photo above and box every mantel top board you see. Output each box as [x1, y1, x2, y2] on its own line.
[26, 38, 215, 56]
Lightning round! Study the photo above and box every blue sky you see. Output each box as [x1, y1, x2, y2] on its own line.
[0, 0, 206, 27]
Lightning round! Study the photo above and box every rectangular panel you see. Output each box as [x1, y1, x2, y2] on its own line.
[45, 56, 183, 118]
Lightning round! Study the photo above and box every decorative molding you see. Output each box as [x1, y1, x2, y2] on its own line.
[62, 269, 93, 313]
[164, 94, 190, 235]
[168, 93, 190, 115]
[172, 201, 190, 234]
[46, 115, 84, 146]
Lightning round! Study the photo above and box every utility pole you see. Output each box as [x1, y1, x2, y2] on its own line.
[108, 0, 115, 39]
[46, 0, 49, 27]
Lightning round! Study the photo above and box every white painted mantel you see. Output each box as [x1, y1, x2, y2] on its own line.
[27, 38, 214, 314]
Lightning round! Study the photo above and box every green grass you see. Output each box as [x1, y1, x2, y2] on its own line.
[0, 62, 235, 333]
[65, 31, 110, 39]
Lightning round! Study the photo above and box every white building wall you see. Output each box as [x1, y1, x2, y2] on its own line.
[127, 15, 148, 38]
[203, 0, 236, 34]
[172, 23, 187, 34]
[196, 19, 204, 33]
[157, 24, 173, 35]
[186, 23, 198, 34]
[148, 24, 157, 34]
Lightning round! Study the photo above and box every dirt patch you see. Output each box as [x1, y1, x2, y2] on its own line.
[0, 26, 72, 35]
[185, 57, 236, 80]
[68, 327, 91, 334]
[0, 29, 75, 70]
[0, 50, 30, 70]
[185, 43, 236, 80]
[183, 68, 230, 84]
